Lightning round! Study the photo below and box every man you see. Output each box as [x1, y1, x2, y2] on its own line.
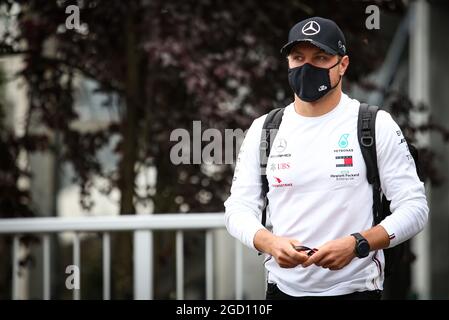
[224, 17, 429, 300]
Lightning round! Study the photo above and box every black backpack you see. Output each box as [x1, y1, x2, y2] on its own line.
[259, 103, 421, 277]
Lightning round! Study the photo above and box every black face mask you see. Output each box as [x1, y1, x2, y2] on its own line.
[288, 58, 342, 102]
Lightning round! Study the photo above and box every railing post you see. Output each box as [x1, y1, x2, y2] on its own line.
[176, 231, 184, 300]
[133, 230, 153, 300]
[12, 235, 20, 300]
[102, 232, 111, 300]
[43, 234, 51, 300]
[205, 230, 214, 300]
[235, 239, 243, 300]
[73, 232, 81, 300]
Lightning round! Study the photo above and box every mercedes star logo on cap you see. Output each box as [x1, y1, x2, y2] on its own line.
[301, 21, 320, 36]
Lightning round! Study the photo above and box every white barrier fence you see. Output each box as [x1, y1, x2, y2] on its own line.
[0, 213, 248, 300]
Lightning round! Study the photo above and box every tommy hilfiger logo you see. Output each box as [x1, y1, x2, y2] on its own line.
[272, 176, 293, 188]
[335, 155, 353, 167]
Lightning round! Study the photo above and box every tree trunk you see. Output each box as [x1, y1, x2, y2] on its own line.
[112, 8, 140, 299]
[120, 9, 139, 216]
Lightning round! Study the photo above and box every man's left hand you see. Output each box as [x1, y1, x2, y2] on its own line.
[301, 236, 357, 270]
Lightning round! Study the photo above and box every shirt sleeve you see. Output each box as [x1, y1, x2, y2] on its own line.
[376, 110, 429, 248]
[224, 115, 267, 251]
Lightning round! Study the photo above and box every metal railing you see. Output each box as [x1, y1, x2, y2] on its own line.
[0, 213, 246, 300]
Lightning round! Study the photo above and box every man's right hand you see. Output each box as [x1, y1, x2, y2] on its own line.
[254, 229, 309, 268]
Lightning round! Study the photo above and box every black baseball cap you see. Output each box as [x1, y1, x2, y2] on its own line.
[280, 17, 347, 56]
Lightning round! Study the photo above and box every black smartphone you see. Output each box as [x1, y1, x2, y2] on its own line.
[293, 245, 318, 256]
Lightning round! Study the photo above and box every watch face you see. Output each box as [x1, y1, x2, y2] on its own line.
[357, 240, 370, 257]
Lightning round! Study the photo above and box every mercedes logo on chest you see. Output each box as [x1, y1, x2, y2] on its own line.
[275, 138, 287, 153]
[302, 21, 320, 36]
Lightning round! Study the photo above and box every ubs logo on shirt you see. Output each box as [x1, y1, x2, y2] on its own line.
[270, 163, 290, 171]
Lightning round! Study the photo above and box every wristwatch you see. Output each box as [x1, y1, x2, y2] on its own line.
[351, 233, 370, 258]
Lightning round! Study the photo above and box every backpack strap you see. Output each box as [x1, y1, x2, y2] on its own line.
[260, 108, 285, 227]
[357, 103, 383, 225]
